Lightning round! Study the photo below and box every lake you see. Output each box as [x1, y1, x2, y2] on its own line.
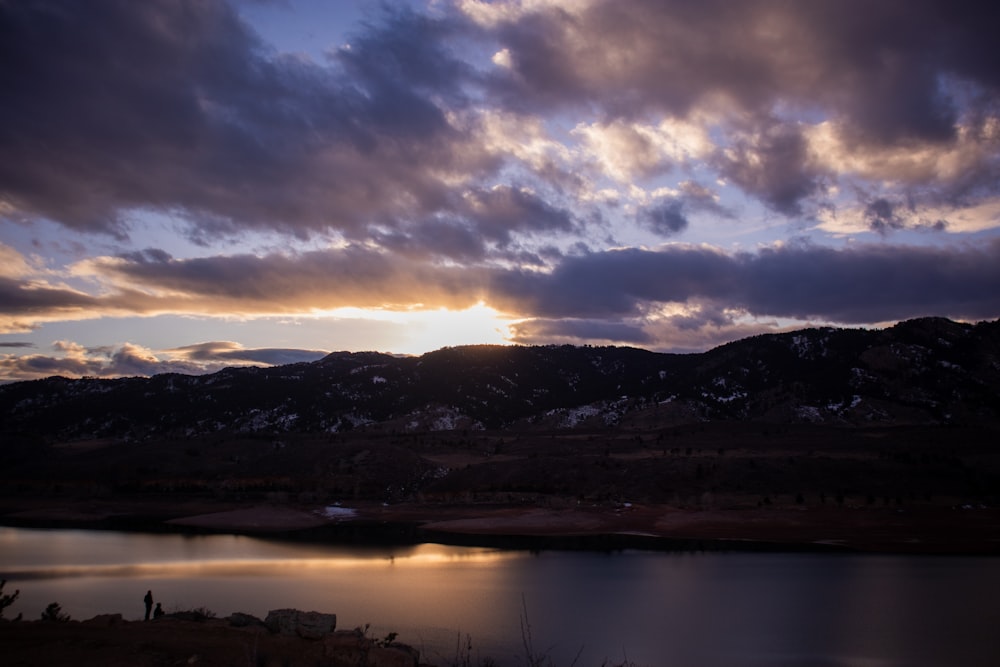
[1, 526, 998, 666]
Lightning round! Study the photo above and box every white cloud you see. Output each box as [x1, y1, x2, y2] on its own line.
[572, 117, 714, 183]
[491, 48, 512, 68]
[815, 197, 1000, 236]
[0, 243, 32, 278]
[472, 109, 574, 171]
[805, 117, 1000, 187]
[457, 0, 595, 27]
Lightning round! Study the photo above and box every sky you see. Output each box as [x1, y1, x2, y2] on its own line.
[2, 0, 1000, 382]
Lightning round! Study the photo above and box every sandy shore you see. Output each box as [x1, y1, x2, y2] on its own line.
[381, 502, 1000, 554]
[165, 505, 330, 531]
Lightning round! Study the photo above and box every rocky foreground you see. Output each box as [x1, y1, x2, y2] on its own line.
[0, 608, 428, 667]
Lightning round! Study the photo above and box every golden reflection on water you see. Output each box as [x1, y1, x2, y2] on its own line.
[2, 543, 522, 580]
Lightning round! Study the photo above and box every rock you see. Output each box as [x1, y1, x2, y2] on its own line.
[82, 614, 123, 627]
[264, 608, 337, 639]
[228, 612, 264, 628]
[321, 630, 420, 667]
[367, 644, 420, 667]
[323, 630, 368, 666]
[168, 610, 213, 622]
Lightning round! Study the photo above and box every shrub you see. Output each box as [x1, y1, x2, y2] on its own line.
[41, 602, 70, 622]
[170, 606, 216, 622]
[0, 579, 19, 618]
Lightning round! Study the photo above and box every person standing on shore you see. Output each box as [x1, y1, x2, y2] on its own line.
[143, 590, 153, 621]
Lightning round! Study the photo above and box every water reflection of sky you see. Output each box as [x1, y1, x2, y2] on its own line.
[2, 535, 522, 581]
[3, 528, 1000, 667]
[1, 528, 524, 661]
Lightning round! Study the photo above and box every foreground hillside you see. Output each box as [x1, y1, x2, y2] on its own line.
[0, 612, 430, 667]
[1, 419, 997, 553]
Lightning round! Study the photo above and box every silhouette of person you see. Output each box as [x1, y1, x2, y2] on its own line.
[153, 602, 164, 619]
[144, 590, 153, 621]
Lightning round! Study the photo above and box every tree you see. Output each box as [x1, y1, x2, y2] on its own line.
[41, 601, 70, 622]
[0, 579, 19, 618]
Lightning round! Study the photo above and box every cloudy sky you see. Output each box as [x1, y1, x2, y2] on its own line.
[2, 0, 999, 382]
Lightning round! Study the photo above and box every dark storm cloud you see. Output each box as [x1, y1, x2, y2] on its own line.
[369, 186, 577, 260]
[487, 0, 770, 117]
[370, 218, 490, 261]
[507, 301, 779, 353]
[481, 0, 1000, 211]
[484, 0, 1000, 139]
[0, 341, 34, 348]
[489, 240, 1000, 324]
[864, 198, 906, 233]
[0, 243, 490, 332]
[925, 220, 949, 233]
[94, 245, 485, 312]
[459, 186, 575, 242]
[641, 181, 731, 237]
[734, 241, 1000, 322]
[91, 240, 1000, 326]
[723, 239, 1000, 322]
[0, 0, 486, 239]
[0, 276, 97, 315]
[169, 341, 327, 366]
[642, 201, 688, 236]
[4, 0, 997, 240]
[3, 239, 999, 342]
[118, 248, 175, 265]
[336, 4, 473, 112]
[715, 124, 823, 217]
[862, 198, 953, 235]
[490, 246, 736, 318]
[337, 185, 575, 261]
[508, 318, 652, 346]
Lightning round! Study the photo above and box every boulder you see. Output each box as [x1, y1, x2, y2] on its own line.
[323, 630, 368, 666]
[82, 613, 123, 627]
[367, 644, 420, 667]
[264, 608, 337, 639]
[228, 612, 264, 628]
[321, 630, 420, 667]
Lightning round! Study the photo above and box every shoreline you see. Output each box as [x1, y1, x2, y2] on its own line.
[2, 497, 998, 555]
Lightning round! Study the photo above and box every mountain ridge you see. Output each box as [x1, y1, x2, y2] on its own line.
[2, 316, 999, 441]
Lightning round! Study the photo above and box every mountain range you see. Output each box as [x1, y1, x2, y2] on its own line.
[2, 317, 999, 442]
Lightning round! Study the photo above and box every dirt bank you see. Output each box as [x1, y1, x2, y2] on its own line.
[2, 496, 998, 554]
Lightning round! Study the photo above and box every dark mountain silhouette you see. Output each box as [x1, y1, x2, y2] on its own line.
[2, 317, 999, 441]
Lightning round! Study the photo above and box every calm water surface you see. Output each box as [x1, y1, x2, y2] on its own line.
[2, 527, 998, 667]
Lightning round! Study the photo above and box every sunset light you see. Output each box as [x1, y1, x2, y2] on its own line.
[2, 7, 998, 664]
[314, 302, 514, 355]
[1, 0, 998, 381]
